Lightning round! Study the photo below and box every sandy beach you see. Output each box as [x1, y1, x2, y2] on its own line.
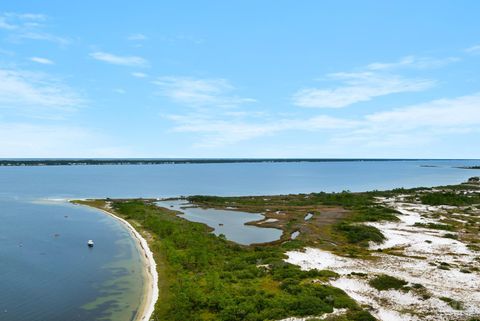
[75, 202, 159, 321]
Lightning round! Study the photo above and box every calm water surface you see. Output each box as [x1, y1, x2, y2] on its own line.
[0, 160, 479, 321]
[0, 200, 144, 321]
[156, 199, 282, 245]
[0, 160, 478, 200]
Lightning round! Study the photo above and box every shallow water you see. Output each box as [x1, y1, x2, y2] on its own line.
[0, 200, 144, 321]
[156, 199, 282, 245]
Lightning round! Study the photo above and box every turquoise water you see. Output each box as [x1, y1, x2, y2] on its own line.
[157, 199, 283, 245]
[0, 160, 479, 321]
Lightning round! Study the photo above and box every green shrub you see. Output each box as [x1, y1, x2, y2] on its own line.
[413, 222, 455, 231]
[335, 223, 385, 245]
[369, 274, 407, 291]
[439, 296, 463, 310]
[420, 192, 480, 206]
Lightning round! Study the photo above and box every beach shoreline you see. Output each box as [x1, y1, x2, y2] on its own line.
[73, 201, 159, 321]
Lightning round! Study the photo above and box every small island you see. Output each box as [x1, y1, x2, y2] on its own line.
[457, 166, 480, 170]
[74, 179, 480, 321]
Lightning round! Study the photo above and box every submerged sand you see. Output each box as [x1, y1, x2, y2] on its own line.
[76, 202, 159, 321]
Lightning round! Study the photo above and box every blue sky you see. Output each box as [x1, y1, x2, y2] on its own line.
[0, 1, 479, 158]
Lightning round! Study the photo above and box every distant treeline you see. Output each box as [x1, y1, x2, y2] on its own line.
[0, 158, 461, 166]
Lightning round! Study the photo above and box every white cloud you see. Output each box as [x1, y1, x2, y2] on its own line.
[366, 55, 459, 70]
[167, 113, 357, 147]
[131, 72, 148, 78]
[0, 13, 70, 46]
[153, 76, 256, 108]
[0, 67, 84, 115]
[331, 92, 480, 150]
[293, 72, 435, 108]
[0, 47, 14, 56]
[292, 54, 460, 109]
[17, 31, 70, 46]
[128, 33, 147, 41]
[113, 88, 126, 94]
[166, 92, 480, 152]
[29, 56, 54, 65]
[465, 45, 480, 55]
[90, 51, 148, 67]
[0, 122, 131, 157]
[365, 93, 480, 129]
[0, 16, 17, 30]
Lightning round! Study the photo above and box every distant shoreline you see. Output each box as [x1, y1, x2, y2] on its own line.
[0, 158, 478, 167]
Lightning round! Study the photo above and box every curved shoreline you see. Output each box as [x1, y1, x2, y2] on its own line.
[74, 202, 159, 321]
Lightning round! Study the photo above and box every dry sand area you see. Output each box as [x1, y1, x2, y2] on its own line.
[286, 194, 480, 321]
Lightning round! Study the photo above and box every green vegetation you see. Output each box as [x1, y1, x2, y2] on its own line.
[84, 200, 375, 321]
[72, 183, 480, 320]
[439, 297, 464, 310]
[419, 192, 480, 206]
[413, 222, 456, 231]
[334, 223, 385, 246]
[368, 274, 408, 291]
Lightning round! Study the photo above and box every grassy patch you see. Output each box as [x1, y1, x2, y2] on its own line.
[369, 274, 407, 291]
[413, 222, 456, 231]
[420, 192, 480, 206]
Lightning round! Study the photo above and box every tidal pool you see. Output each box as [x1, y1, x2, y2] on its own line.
[156, 199, 283, 245]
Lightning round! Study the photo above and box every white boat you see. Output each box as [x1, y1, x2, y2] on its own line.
[87, 240, 94, 247]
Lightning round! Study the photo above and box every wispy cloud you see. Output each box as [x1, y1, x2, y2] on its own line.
[90, 51, 148, 67]
[29, 56, 54, 65]
[153, 76, 255, 108]
[365, 93, 480, 129]
[113, 88, 126, 94]
[131, 72, 148, 78]
[330, 93, 480, 150]
[291, 55, 459, 109]
[0, 67, 84, 116]
[0, 122, 132, 157]
[465, 45, 480, 55]
[293, 72, 435, 108]
[366, 55, 459, 71]
[167, 91, 480, 151]
[127, 33, 147, 41]
[0, 12, 70, 46]
[167, 113, 357, 147]
[0, 16, 17, 30]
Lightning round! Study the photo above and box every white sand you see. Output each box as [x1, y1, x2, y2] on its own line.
[285, 196, 480, 321]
